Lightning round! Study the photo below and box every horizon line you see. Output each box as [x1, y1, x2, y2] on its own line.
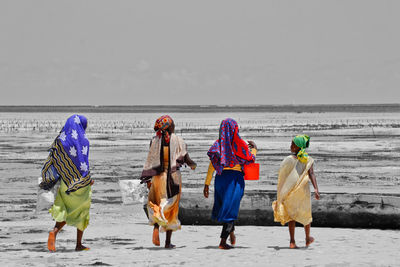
[0, 104, 399, 113]
[0, 103, 399, 107]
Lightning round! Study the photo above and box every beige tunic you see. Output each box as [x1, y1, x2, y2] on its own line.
[272, 155, 314, 226]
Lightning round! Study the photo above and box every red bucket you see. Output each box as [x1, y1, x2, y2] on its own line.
[244, 163, 260, 180]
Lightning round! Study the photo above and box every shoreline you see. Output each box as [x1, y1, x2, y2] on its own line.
[0, 103, 400, 113]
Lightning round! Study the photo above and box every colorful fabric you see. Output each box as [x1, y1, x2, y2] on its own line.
[293, 135, 310, 163]
[147, 147, 181, 232]
[154, 115, 173, 144]
[41, 114, 92, 194]
[212, 170, 245, 223]
[204, 147, 257, 186]
[141, 133, 187, 198]
[272, 155, 314, 226]
[50, 179, 92, 231]
[207, 118, 255, 175]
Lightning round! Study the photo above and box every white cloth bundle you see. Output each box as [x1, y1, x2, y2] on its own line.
[36, 177, 60, 212]
[119, 179, 148, 205]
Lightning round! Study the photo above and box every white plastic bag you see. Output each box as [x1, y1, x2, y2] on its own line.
[119, 179, 148, 205]
[36, 177, 60, 212]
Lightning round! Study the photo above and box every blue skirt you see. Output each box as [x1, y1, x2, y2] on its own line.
[212, 170, 245, 223]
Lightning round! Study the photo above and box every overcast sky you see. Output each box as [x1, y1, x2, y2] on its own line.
[1, 0, 399, 105]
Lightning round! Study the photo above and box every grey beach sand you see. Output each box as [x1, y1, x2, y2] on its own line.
[1, 204, 399, 267]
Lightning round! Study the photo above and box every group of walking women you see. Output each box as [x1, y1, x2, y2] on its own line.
[40, 114, 320, 252]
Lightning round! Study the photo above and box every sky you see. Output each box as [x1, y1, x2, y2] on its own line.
[0, 0, 399, 105]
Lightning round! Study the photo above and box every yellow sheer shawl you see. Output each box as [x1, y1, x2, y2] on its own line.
[272, 155, 314, 226]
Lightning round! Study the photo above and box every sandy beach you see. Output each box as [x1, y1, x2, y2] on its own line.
[1, 203, 399, 266]
[0, 109, 399, 266]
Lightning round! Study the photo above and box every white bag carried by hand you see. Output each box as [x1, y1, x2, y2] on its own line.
[36, 177, 60, 212]
[119, 179, 148, 205]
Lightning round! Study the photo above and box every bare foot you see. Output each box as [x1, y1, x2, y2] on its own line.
[152, 227, 160, 246]
[289, 242, 298, 249]
[229, 232, 236, 246]
[306, 236, 315, 247]
[219, 243, 233, 250]
[75, 245, 90, 251]
[47, 231, 56, 252]
[165, 244, 176, 249]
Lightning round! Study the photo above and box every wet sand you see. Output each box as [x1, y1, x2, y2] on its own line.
[1, 204, 399, 266]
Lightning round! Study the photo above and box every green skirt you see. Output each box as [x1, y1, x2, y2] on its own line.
[49, 180, 92, 231]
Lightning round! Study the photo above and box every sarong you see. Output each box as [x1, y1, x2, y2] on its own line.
[50, 180, 92, 231]
[212, 170, 244, 223]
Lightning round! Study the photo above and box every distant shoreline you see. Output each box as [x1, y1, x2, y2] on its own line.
[0, 104, 399, 113]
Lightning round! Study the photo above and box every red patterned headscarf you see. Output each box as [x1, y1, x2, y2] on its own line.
[207, 118, 255, 175]
[154, 115, 174, 143]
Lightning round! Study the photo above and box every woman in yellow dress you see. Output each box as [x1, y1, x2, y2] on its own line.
[141, 115, 196, 248]
[272, 135, 320, 248]
[40, 114, 93, 252]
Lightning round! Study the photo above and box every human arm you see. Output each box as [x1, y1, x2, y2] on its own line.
[203, 162, 215, 198]
[248, 140, 257, 151]
[308, 165, 320, 200]
[184, 153, 197, 170]
[248, 141, 257, 158]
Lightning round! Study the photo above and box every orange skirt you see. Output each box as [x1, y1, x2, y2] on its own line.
[147, 171, 181, 232]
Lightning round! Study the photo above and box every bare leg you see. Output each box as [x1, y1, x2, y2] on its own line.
[52, 221, 66, 236]
[288, 221, 298, 249]
[48, 221, 66, 252]
[165, 230, 175, 249]
[304, 224, 314, 247]
[219, 223, 233, 249]
[152, 224, 160, 246]
[75, 229, 89, 251]
[229, 231, 236, 246]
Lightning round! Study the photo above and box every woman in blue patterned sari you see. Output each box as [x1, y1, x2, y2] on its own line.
[40, 114, 93, 252]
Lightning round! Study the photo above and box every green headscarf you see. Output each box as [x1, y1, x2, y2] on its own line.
[293, 135, 310, 163]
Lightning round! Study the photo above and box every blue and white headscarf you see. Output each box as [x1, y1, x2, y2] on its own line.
[58, 114, 90, 176]
[41, 114, 92, 194]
